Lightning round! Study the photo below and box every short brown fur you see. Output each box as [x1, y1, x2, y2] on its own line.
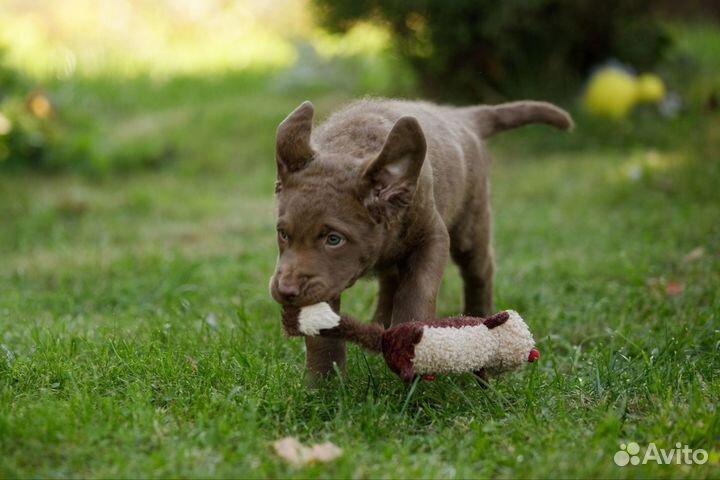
[270, 98, 572, 380]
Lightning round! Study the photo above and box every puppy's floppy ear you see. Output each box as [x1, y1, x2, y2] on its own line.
[276, 101, 315, 181]
[362, 116, 426, 222]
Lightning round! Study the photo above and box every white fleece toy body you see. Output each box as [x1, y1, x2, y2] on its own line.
[412, 311, 535, 375]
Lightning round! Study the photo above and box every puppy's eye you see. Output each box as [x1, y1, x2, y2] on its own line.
[277, 229, 288, 242]
[325, 232, 345, 247]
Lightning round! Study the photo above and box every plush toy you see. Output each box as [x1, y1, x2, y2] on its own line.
[282, 303, 539, 382]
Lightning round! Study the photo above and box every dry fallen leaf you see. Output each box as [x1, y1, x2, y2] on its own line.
[272, 437, 342, 467]
[682, 247, 705, 264]
[665, 280, 685, 297]
[186, 355, 198, 374]
[647, 277, 686, 298]
[273, 437, 305, 466]
[307, 442, 343, 463]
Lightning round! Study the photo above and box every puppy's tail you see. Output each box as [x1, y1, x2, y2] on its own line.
[464, 101, 574, 139]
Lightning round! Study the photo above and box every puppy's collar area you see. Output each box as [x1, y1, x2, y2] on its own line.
[298, 303, 341, 335]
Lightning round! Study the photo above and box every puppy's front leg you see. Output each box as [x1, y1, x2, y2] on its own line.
[373, 267, 399, 328]
[392, 220, 450, 325]
[304, 297, 346, 384]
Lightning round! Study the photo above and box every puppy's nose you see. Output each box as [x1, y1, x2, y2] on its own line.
[277, 279, 300, 299]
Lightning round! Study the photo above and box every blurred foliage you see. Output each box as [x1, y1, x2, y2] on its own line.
[660, 23, 720, 107]
[1, 0, 717, 175]
[0, 0, 413, 175]
[0, 47, 175, 174]
[0, 0, 312, 77]
[313, 0, 670, 101]
[0, 46, 73, 171]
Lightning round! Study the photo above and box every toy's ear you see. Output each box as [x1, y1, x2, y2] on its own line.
[484, 311, 510, 329]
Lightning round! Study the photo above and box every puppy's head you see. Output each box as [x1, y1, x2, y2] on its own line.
[270, 101, 426, 306]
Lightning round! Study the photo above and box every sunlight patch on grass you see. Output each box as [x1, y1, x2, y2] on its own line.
[0, 0, 309, 78]
[0, 0, 399, 80]
[613, 149, 689, 184]
[311, 22, 391, 58]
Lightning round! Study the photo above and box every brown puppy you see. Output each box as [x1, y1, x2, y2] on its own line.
[270, 98, 572, 379]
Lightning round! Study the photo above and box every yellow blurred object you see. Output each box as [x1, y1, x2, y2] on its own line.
[583, 67, 666, 120]
[583, 68, 638, 120]
[28, 93, 52, 119]
[0, 112, 12, 135]
[636, 74, 666, 103]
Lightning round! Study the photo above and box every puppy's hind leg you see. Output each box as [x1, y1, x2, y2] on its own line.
[451, 192, 494, 317]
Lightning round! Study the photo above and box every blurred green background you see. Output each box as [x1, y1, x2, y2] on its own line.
[1, 1, 719, 478]
[0, 0, 718, 174]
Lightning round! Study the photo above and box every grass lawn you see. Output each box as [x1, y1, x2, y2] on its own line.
[1, 71, 719, 478]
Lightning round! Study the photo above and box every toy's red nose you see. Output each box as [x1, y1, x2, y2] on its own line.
[528, 349, 540, 363]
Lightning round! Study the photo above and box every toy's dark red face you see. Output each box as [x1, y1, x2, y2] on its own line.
[381, 322, 424, 382]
